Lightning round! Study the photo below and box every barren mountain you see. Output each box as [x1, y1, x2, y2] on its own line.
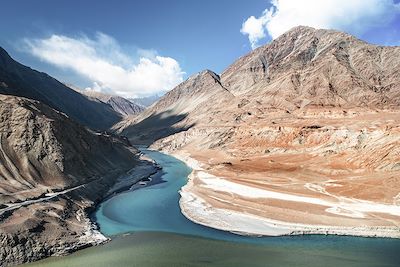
[114, 69, 234, 144]
[130, 94, 161, 108]
[0, 95, 154, 266]
[117, 27, 400, 237]
[83, 90, 144, 116]
[0, 47, 122, 130]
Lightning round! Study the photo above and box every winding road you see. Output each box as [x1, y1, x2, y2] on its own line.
[0, 184, 86, 216]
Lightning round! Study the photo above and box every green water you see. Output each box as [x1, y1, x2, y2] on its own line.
[25, 231, 400, 267]
[23, 149, 400, 266]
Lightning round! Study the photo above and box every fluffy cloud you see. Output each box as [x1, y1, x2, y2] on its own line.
[241, 0, 400, 49]
[240, 14, 270, 49]
[24, 33, 184, 98]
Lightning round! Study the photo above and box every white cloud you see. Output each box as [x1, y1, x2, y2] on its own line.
[241, 0, 400, 49]
[24, 33, 184, 98]
[240, 14, 270, 49]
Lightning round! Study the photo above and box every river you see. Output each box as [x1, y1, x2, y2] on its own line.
[25, 148, 400, 267]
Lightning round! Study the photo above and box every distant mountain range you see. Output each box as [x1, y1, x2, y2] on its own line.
[130, 94, 161, 107]
[81, 90, 145, 116]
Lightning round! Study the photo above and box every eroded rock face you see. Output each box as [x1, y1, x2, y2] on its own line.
[0, 95, 137, 202]
[0, 95, 142, 266]
[117, 27, 400, 235]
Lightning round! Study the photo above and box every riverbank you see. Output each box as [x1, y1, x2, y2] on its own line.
[20, 148, 400, 267]
[172, 151, 400, 239]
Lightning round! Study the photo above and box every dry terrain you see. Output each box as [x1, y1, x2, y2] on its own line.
[118, 26, 400, 237]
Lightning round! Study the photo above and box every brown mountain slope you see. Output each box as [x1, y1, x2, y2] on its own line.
[117, 27, 400, 237]
[114, 70, 234, 144]
[222, 26, 400, 108]
[0, 47, 122, 130]
[118, 26, 400, 137]
[0, 95, 154, 266]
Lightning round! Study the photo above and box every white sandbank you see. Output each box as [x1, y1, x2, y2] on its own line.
[173, 151, 400, 238]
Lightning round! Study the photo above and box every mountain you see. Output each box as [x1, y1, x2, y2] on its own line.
[0, 94, 155, 266]
[83, 90, 145, 116]
[118, 27, 400, 142]
[0, 47, 122, 130]
[130, 94, 161, 107]
[220, 26, 399, 107]
[117, 27, 400, 237]
[114, 70, 233, 144]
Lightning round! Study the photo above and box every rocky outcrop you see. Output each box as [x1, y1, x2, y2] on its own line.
[0, 95, 152, 266]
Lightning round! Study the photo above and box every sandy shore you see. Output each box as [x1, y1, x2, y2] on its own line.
[173, 151, 400, 238]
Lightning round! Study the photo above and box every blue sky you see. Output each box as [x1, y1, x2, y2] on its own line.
[0, 0, 399, 98]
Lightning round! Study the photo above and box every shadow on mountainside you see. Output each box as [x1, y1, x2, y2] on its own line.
[0, 47, 122, 130]
[122, 110, 194, 146]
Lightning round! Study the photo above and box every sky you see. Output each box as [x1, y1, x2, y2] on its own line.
[0, 0, 399, 98]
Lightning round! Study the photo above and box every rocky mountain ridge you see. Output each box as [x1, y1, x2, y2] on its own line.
[222, 26, 400, 108]
[114, 69, 234, 144]
[130, 94, 161, 108]
[119, 27, 400, 141]
[0, 47, 122, 130]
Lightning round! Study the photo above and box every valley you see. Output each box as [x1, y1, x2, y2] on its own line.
[19, 149, 400, 267]
[0, 66, 158, 266]
[118, 26, 400, 238]
[0, 23, 399, 267]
